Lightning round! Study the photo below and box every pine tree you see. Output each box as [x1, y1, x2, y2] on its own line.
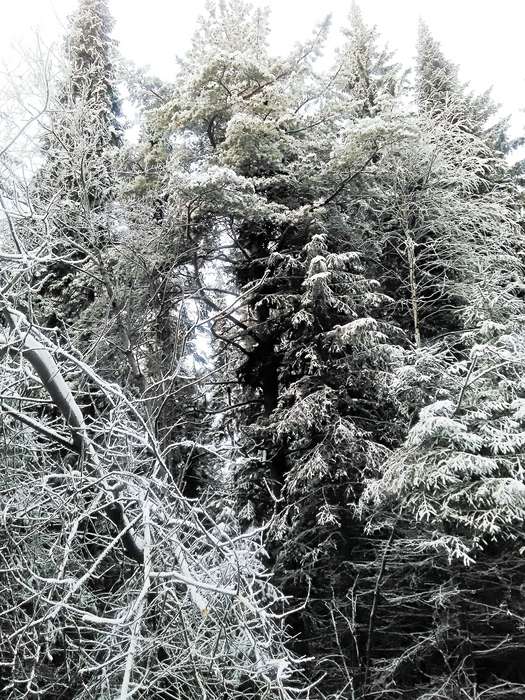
[360, 316, 525, 698]
[416, 20, 460, 115]
[416, 19, 519, 155]
[334, 1, 403, 118]
[144, 4, 414, 695]
[3, 3, 523, 696]
[343, 19, 522, 346]
[354, 22, 525, 699]
[127, 8, 525, 697]
[34, 0, 121, 335]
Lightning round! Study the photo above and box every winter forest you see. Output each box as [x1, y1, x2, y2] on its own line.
[0, 0, 524, 697]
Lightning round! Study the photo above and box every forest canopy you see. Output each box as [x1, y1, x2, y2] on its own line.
[0, 1, 524, 698]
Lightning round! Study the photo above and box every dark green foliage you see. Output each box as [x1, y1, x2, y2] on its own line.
[1, 1, 524, 698]
[33, 0, 121, 334]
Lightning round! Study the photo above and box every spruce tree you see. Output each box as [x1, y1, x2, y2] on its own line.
[417, 19, 518, 154]
[34, 0, 121, 337]
[128, 7, 525, 697]
[416, 20, 460, 115]
[2, 3, 522, 696]
[144, 4, 413, 695]
[334, 1, 403, 118]
[356, 22, 525, 699]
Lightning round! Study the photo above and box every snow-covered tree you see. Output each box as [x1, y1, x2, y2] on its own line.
[359, 316, 525, 697]
[33, 0, 122, 335]
[417, 19, 520, 155]
[2, 2, 524, 698]
[0, 54, 305, 700]
[333, 1, 404, 119]
[342, 20, 523, 345]
[139, 4, 411, 695]
[353, 23, 525, 699]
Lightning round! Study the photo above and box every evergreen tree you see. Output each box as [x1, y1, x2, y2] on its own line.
[34, 0, 122, 336]
[355, 21, 525, 699]
[417, 19, 519, 155]
[346, 20, 522, 345]
[416, 20, 460, 115]
[146, 4, 412, 695]
[0, 8, 304, 699]
[1, 2, 524, 697]
[334, 1, 403, 118]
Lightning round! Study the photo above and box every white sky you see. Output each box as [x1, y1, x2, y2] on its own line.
[0, 0, 523, 135]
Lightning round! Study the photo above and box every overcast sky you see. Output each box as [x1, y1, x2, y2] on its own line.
[1, 0, 523, 136]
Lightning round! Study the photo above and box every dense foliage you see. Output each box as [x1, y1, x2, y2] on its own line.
[0, 1, 523, 698]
